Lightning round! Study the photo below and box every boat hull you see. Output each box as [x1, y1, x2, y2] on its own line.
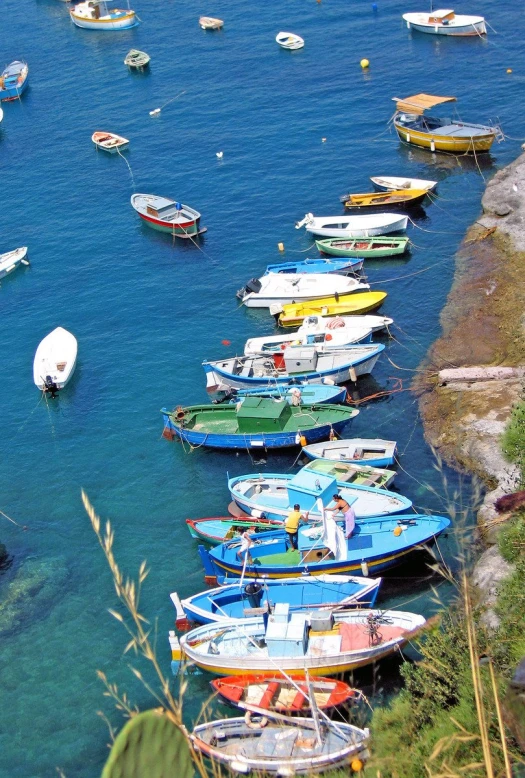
[316, 237, 408, 258]
[186, 517, 283, 544]
[393, 119, 496, 153]
[70, 10, 138, 29]
[306, 216, 408, 238]
[136, 212, 202, 235]
[403, 15, 486, 36]
[0, 247, 28, 279]
[277, 292, 388, 327]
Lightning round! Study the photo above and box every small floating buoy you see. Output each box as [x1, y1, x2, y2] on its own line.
[216, 151, 224, 159]
[321, 137, 327, 143]
[150, 108, 161, 116]
[430, 139, 436, 152]
[507, 68, 513, 74]
[351, 758, 364, 773]
[372, 2, 378, 10]
[221, 339, 231, 346]
[360, 58, 369, 69]
[360, 561, 369, 577]
[278, 242, 285, 251]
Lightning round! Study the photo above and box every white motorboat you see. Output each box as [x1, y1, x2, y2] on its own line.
[370, 175, 438, 192]
[276, 31, 304, 49]
[70, 0, 138, 29]
[296, 212, 408, 238]
[238, 273, 370, 308]
[244, 315, 380, 354]
[33, 327, 78, 395]
[402, 9, 486, 36]
[0, 247, 29, 280]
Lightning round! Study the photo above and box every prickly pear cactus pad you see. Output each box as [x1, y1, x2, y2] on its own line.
[101, 709, 194, 778]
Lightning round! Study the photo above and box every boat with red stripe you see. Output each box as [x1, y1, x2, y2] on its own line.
[130, 193, 207, 237]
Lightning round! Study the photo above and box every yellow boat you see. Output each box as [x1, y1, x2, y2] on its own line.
[277, 290, 387, 328]
[392, 93, 502, 154]
[343, 188, 428, 210]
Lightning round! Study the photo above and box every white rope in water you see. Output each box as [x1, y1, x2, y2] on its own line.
[116, 147, 136, 189]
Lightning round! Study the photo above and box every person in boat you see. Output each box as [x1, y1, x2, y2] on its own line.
[330, 494, 355, 538]
[236, 529, 254, 564]
[285, 504, 309, 551]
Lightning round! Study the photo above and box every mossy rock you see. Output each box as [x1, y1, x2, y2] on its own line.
[101, 709, 194, 778]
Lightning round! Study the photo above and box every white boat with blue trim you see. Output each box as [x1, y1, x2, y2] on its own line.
[70, 0, 138, 30]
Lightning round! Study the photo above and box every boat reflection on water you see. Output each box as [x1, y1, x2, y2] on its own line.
[395, 141, 497, 175]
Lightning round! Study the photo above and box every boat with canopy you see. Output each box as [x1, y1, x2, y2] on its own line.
[392, 93, 502, 153]
[131, 194, 206, 237]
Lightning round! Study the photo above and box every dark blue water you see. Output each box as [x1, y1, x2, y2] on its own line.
[1, 0, 524, 774]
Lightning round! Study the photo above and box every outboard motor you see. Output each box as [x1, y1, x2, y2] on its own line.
[244, 582, 263, 609]
[237, 278, 262, 300]
[44, 375, 59, 398]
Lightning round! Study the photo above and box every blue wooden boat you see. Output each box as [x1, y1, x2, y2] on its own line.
[198, 513, 450, 583]
[302, 438, 397, 467]
[225, 383, 347, 405]
[264, 257, 364, 275]
[161, 398, 358, 450]
[228, 469, 412, 520]
[172, 574, 381, 625]
[0, 61, 29, 101]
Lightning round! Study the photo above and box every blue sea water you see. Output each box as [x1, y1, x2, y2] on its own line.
[1, 0, 525, 774]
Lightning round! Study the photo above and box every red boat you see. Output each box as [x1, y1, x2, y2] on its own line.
[211, 675, 360, 716]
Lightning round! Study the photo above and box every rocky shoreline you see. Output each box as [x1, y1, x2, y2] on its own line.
[416, 151, 525, 622]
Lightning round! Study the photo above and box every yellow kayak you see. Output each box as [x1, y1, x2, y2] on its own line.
[277, 291, 388, 327]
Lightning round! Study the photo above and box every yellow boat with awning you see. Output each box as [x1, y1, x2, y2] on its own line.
[276, 290, 387, 328]
[392, 93, 502, 154]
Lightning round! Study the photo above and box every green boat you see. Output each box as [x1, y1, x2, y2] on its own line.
[316, 236, 409, 258]
[161, 397, 359, 450]
[301, 457, 396, 489]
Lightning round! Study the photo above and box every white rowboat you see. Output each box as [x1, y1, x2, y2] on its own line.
[0, 247, 29, 279]
[33, 327, 78, 394]
[370, 175, 437, 192]
[92, 131, 129, 153]
[244, 315, 384, 354]
[276, 31, 304, 50]
[296, 213, 408, 238]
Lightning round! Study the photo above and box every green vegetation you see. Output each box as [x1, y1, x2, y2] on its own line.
[502, 395, 525, 483]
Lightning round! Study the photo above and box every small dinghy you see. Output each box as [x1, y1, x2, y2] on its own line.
[225, 383, 347, 405]
[370, 175, 437, 192]
[196, 514, 449, 585]
[244, 315, 374, 354]
[302, 438, 397, 467]
[33, 327, 78, 396]
[302, 458, 396, 489]
[161, 397, 358, 450]
[92, 131, 129, 153]
[199, 16, 224, 29]
[264, 256, 364, 275]
[174, 573, 381, 625]
[228, 469, 411, 521]
[190, 715, 369, 775]
[276, 31, 304, 50]
[171, 607, 428, 676]
[124, 49, 150, 69]
[186, 516, 284, 545]
[316, 236, 409, 258]
[237, 273, 369, 308]
[70, 0, 138, 29]
[342, 188, 428, 211]
[403, 9, 486, 36]
[211, 675, 361, 714]
[0, 61, 29, 101]
[275, 291, 388, 327]
[296, 212, 408, 238]
[203, 343, 385, 394]
[130, 194, 206, 237]
[0, 246, 29, 280]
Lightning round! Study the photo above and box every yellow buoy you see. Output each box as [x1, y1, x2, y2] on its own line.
[299, 435, 307, 447]
[507, 68, 513, 74]
[360, 58, 369, 69]
[278, 242, 285, 251]
[351, 758, 364, 772]
[393, 526, 402, 536]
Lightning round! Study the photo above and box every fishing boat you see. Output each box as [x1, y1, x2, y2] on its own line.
[302, 458, 396, 489]
[296, 212, 408, 238]
[199, 16, 224, 29]
[33, 327, 78, 396]
[302, 438, 397, 467]
[403, 9, 486, 36]
[237, 273, 369, 308]
[186, 516, 285, 545]
[211, 675, 360, 714]
[228, 470, 411, 521]
[244, 315, 378, 354]
[196, 512, 450, 583]
[92, 131, 129, 153]
[392, 94, 502, 154]
[264, 256, 364, 275]
[342, 189, 428, 211]
[161, 398, 358, 450]
[370, 176, 437, 192]
[316, 236, 409, 258]
[0, 61, 29, 101]
[276, 32, 304, 50]
[124, 49, 150, 69]
[0, 106, 3, 123]
[190, 715, 369, 774]
[203, 344, 385, 394]
[130, 194, 206, 237]
[173, 573, 381, 625]
[0, 247, 29, 280]
[70, 0, 138, 29]
[170, 607, 428, 675]
[275, 291, 388, 328]
[225, 383, 348, 405]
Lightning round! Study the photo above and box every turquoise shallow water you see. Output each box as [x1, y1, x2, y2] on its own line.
[1, 0, 525, 774]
